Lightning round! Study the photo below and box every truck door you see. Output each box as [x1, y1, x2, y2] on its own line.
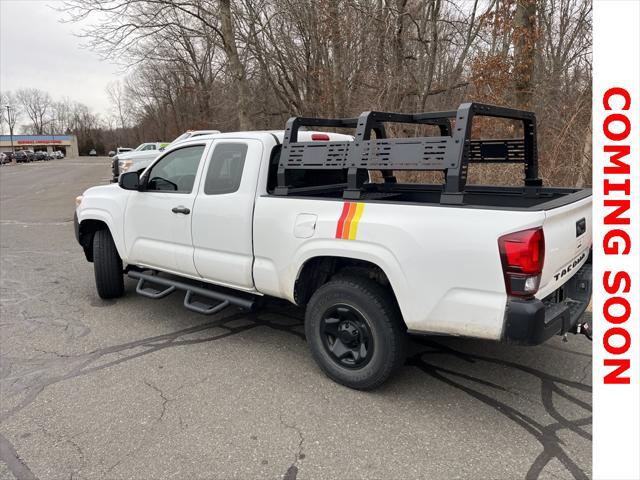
[124, 143, 208, 276]
[191, 139, 262, 290]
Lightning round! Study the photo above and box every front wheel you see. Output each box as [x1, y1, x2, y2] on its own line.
[93, 229, 124, 299]
[305, 275, 408, 390]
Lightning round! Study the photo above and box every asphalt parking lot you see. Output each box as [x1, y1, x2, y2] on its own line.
[0, 157, 592, 480]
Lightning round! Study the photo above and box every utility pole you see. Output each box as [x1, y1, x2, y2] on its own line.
[5, 105, 15, 153]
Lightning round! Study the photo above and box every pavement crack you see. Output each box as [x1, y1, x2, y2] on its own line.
[578, 361, 591, 384]
[0, 431, 37, 480]
[104, 442, 145, 476]
[279, 412, 305, 480]
[36, 423, 86, 479]
[144, 380, 171, 422]
[34, 348, 73, 358]
[0, 309, 258, 423]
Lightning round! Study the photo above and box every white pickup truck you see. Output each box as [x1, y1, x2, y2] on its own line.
[111, 132, 220, 182]
[75, 103, 592, 389]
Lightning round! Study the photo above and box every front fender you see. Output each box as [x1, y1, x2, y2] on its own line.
[76, 184, 130, 259]
[77, 207, 126, 259]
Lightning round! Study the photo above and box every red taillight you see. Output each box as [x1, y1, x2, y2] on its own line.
[498, 227, 545, 297]
[499, 228, 544, 274]
[311, 133, 330, 141]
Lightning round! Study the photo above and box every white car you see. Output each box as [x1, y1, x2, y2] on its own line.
[111, 135, 218, 182]
[76, 103, 592, 390]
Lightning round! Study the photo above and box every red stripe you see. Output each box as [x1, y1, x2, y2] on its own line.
[335, 202, 351, 238]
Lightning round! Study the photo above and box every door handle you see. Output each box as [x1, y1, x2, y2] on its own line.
[171, 206, 191, 215]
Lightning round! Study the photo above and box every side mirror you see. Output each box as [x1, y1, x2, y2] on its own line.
[119, 171, 140, 190]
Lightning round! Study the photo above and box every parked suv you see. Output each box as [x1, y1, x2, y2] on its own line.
[15, 150, 34, 162]
[35, 151, 49, 161]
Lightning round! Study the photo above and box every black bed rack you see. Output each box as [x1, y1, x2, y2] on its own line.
[274, 102, 542, 204]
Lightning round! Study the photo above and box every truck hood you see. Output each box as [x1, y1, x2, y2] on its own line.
[116, 150, 162, 161]
[83, 182, 121, 197]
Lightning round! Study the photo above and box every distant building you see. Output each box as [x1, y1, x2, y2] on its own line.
[0, 134, 79, 157]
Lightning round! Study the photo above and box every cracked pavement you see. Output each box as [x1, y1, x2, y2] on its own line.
[0, 158, 592, 479]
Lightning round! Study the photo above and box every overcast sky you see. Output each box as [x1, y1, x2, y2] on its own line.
[0, 0, 124, 116]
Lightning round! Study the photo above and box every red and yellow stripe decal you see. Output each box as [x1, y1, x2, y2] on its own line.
[335, 202, 365, 240]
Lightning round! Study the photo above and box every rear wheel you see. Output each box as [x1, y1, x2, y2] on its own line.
[93, 229, 124, 299]
[305, 275, 407, 390]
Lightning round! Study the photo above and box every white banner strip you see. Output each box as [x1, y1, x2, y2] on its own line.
[593, 1, 640, 479]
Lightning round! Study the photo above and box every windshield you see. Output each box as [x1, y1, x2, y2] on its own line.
[134, 144, 147, 151]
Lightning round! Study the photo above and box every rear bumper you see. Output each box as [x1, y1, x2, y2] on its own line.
[502, 257, 592, 345]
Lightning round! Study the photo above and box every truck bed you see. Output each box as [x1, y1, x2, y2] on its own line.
[280, 182, 592, 211]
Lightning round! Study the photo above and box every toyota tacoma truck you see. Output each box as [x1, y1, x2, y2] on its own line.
[75, 103, 592, 390]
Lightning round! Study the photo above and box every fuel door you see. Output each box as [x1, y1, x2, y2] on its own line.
[294, 213, 317, 239]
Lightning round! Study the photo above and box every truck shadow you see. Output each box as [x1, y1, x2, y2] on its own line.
[406, 337, 591, 480]
[252, 302, 592, 480]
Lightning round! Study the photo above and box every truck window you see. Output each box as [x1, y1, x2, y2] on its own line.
[146, 145, 205, 193]
[203, 143, 248, 195]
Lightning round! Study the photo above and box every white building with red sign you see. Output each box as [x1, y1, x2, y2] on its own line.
[0, 134, 79, 157]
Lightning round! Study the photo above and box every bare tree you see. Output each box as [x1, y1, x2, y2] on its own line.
[106, 81, 130, 130]
[514, 0, 538, 108]
[17, 88, 52, 134]
[1, 91, 21, 138]
[63, 0, 252, 129]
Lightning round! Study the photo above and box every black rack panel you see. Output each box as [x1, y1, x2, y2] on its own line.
[467, 138, 526, 163]
[275, 102, 541, 204]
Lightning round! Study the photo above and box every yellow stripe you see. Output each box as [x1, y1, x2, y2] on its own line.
[348, 203, 365, 240]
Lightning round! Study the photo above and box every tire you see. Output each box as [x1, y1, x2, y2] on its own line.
[93, 229, 124, 299]
[305, 275, 408, 390]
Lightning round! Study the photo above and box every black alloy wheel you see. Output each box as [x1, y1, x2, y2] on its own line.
[320, 304, 374, 369]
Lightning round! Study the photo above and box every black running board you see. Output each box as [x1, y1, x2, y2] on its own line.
[128, 270, 255, 314]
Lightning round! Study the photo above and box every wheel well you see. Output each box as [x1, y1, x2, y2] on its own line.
[294, 256, 396, 306]
[78, 219, 109, 262]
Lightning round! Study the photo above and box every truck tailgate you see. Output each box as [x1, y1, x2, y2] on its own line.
[537, 194, 592, 298]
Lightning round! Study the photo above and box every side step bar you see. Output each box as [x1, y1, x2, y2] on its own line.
[128, 270, 255, 314]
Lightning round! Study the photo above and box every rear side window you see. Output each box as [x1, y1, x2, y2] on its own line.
[204, 143, 248, 195]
